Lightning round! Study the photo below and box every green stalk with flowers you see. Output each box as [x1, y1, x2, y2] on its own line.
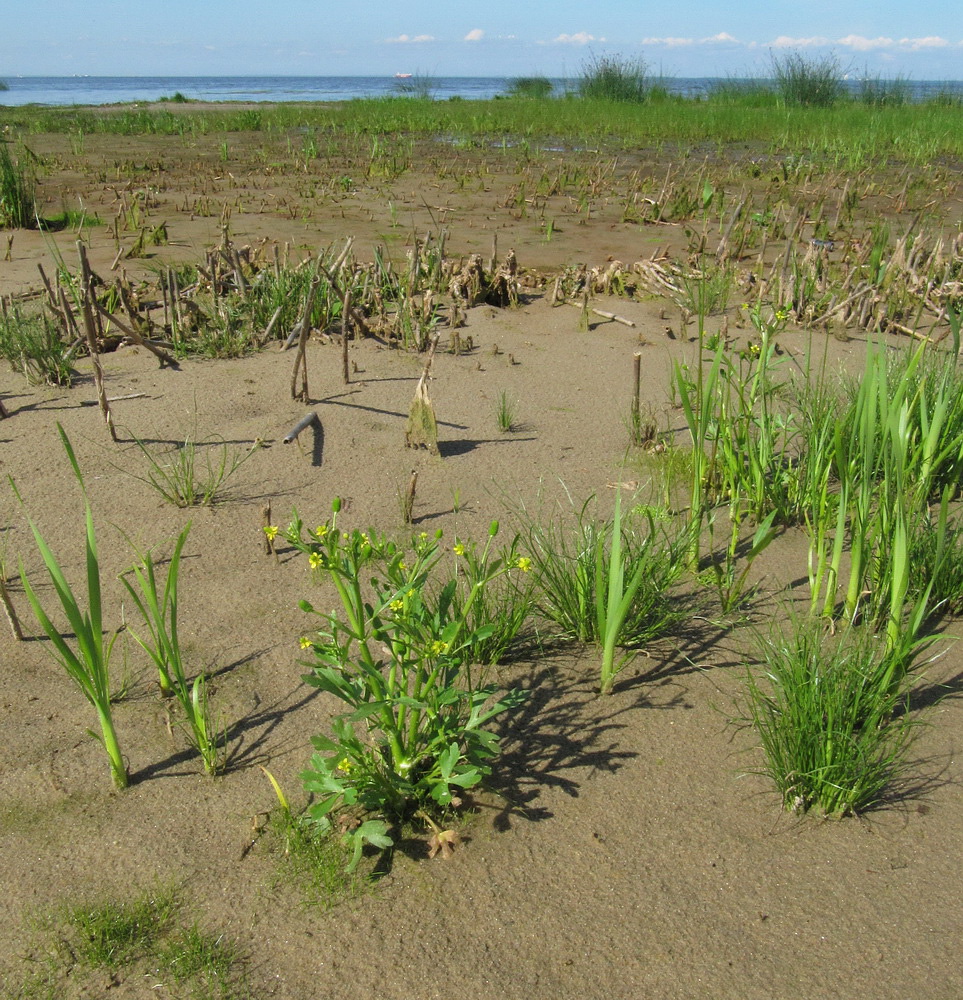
[278, 499, 528, 868]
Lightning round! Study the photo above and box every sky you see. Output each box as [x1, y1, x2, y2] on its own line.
[3, 1, 961, 79]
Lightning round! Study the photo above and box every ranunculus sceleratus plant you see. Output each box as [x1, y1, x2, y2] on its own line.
[283, 499, 527, 868]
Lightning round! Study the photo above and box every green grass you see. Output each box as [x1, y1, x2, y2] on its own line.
[578, 53, 654, 104]
[62, 890, 177, 969]
[506, 76, 553, 99]
[0, 886, 249, 1000]
[0, 308, 74, 387]
[494, 391, 518, 433]
[0, 142, 37, 229]
[771, 50, 846, 108]
[519, 492, 686, 688]
[129, 433, 260, 507]
[743, 618, 921, 816]
[14, 427, 128, 789]
[7, 93, 963, 162]
[269, 803, 374, 908]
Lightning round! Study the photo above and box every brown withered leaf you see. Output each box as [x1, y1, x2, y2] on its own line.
[427, 827, 462, 860]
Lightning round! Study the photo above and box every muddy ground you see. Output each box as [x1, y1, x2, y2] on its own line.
[0, 114, 961, 999]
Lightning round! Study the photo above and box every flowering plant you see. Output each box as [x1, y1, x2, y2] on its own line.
[282, 500, 526, 868]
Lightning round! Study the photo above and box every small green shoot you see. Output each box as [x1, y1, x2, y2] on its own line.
[13, 426, 127, 789]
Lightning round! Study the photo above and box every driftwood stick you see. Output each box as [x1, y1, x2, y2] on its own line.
[259, 305, 283, 346]
[283, 411, 319, 445]
[77, 243, 117, 441]
[92, 300, 177, 367]
[563, 300, 635, 327]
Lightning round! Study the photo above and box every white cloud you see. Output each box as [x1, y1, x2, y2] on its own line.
[551, 32, 601, 45]
[837, 35, 894, 51]
[898, 36, 949, 49]
[464, 28, 484, 42]
[702, 32, 739, 44]
[770, 35, 829, 48]
[641, 36, 694, 47]
[386, 33, 436, 44]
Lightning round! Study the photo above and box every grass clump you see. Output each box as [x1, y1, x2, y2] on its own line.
[0, 142, 37, 229]
[10, 885, 251, 999]
[62, 889, 177, 969]
[858, 73, 910, 107]
[130, 433, 259, 507]
[771, 50, 846, 107]
[506, 76, 553, 99]
[494, 390, 518, 433]
[578, 53, 652, 103]
[519, 491, 686, 692]
[743, 619, 921, 816]
[0, 307, 74, 386]
[394, 73, 437, 100]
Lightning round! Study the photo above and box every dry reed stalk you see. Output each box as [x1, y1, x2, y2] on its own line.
[77, 243, 117, 441]
[0, 576, 23, 641]
[291, 265, 322, 402]
[401, 469, 418, 524]
[261, 502, 274, 556]
[342, 289, 351, 385]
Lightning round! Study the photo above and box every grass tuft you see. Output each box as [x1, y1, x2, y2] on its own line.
[506, 76, 553, 99]
[0, 142, 37, 229]
[578, 53, 652, 103]
[743, 618, 921, 816]
[771, 50, 846, 107]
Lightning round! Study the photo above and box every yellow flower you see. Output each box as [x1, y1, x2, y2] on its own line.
[337, 757, 355, 773]
[419, 532, 428, 541]
[299, 636, 312, 650]
[263, 525, 279, 541]
[315, 524, 329, 538]
[390, 599, 404, 612]
[398, 560, 407, 571]
[516, 556, 532, 573]
[429, 640, 449, 656]
[308, 552, 323, 570]
[453, 542, 466, 556]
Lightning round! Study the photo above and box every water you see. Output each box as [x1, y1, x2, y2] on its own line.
[1, 75, 960, 108]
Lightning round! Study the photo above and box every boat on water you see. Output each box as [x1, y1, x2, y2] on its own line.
[394, 73, 412, 79]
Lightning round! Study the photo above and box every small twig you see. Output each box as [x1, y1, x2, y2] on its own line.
[77, 243, 117, 441]
[563, 300, 635, 327]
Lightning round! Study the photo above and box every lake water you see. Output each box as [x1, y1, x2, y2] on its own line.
[2, 75, 960, 108]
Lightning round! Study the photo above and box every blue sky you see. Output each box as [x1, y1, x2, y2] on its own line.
[4, 1, 961, 78]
